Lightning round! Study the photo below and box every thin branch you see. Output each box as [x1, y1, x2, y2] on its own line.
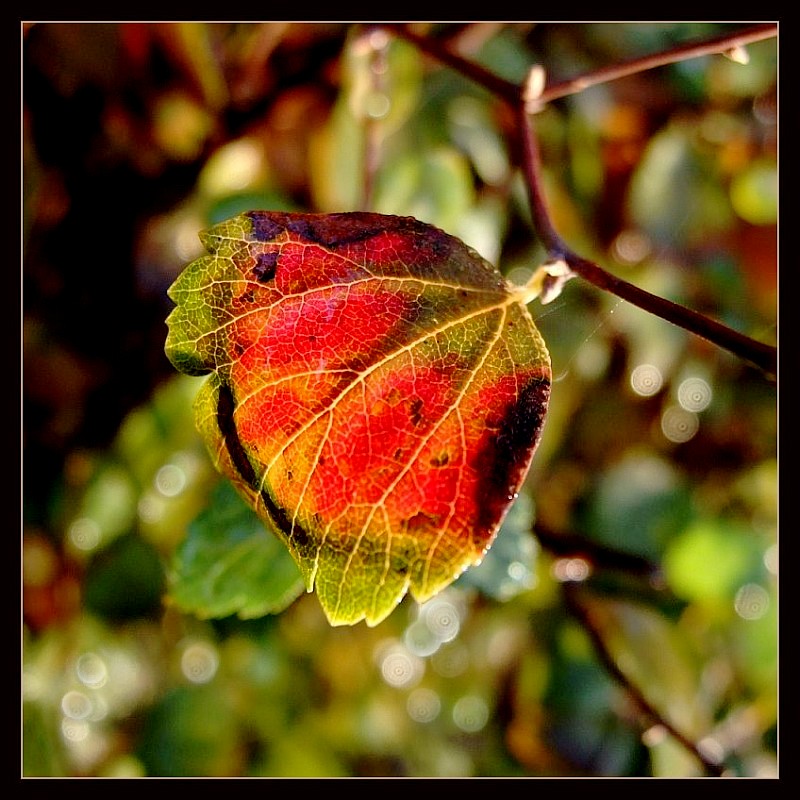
[390, 23, 778, 375]
[534, 522, 660, 579]
[517, 104, 777, 375]
[563, 584, 726, 777]
[539, 23, 777, 106]
[389, 23, 777, 108]
[385, 24, 519, 104]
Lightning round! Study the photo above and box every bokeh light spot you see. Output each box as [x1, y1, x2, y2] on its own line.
[677, 377, 712, 412]
[377, 641, 424, 688]
[552, 557, 591, 582]
[155, 463, 187, 497]
[76, 652, 108, 689]
[180, 641, 219, 684]
[61, 717, 90, 742]
[404, 620, 441, 657]
[420, 598, 461, 643]
[407, 687, 441, 723]
[68, 517, 101, 551]
[661, 406, 699, 443]
[612, 229, 651, 264]
[61, 690, 92, 720]
[138, 492, 166, 523]
[763, 544, 778, 575]
[734, 583, 770, 620]
[452, 695, 489, 733]
[365, 92, 391, 119]
[630, 363, 663, 396]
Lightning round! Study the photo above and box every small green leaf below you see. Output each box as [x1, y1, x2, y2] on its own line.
[169, 481, 305, 620]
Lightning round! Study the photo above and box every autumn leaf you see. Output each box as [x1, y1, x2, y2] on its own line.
[165, 211, 551, 626]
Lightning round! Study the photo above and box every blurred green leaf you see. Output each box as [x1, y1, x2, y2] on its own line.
[208, 190, 298, 225]
[373, 145, 476, 232]
[593, 597, 709, 735]
[663, 518, 761, 604]
[23, 701, 65, 777]
[170, 480, 305, 620]
[310, 31, 422, 211]
[136, 685, 242, 776]
[254, 729, 349, 777]
[628, 122, 734, 248]
[729, 158, 777, 225]
[83, 533, 166, 621]
[582, 452, 692, 560]
[71, 462, 138, 551]
[546, 625, 645, 775]
[460, 491, 539, 601]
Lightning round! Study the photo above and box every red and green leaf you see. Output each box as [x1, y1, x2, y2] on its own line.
[165, 211, 551, 626]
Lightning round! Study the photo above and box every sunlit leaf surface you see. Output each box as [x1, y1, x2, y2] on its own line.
[165, 211, 551, 625]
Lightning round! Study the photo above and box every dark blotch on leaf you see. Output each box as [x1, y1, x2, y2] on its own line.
[253, 252, 279, 283]
[474, 376, 550, 534]
[285, 218, 318, 241]
[290, 212, 402, 248]
[217, 384, 257, 490]
[390, 542, 420, 576]
[248, 210, 431, 250]
[261, 489, 312, 554]
[408, 398, 424, 426]
[403, 511, 440, 532]
[247, 213, 284, 242]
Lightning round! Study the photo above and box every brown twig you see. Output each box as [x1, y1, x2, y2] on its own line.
[389, 23, 777, 108]
[563, 584, 726, 777]
[539, 23, 778, 105]
[385, 23, 520, 104]
[534, 522, 659, 579]
[388, 23, 778, 377]
[517, 104, 777, 375]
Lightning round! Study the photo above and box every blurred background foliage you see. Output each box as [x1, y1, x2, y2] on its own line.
[22, 22, 777, 778]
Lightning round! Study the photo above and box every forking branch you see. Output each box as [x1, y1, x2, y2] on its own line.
[388, 23, 778, 377]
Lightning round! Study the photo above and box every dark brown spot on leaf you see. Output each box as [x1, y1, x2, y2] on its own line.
[474, 376, 550, 535]
[253, 252, 279, 283]
[409, 397, 424, 426]
[403, 511, 440, 533]
[216, 383, 257, 490]
[247, 213, 285, 242]
[261, 489, 312, 554]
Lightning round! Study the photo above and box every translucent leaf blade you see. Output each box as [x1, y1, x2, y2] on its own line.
[165, 211, 551, 626]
